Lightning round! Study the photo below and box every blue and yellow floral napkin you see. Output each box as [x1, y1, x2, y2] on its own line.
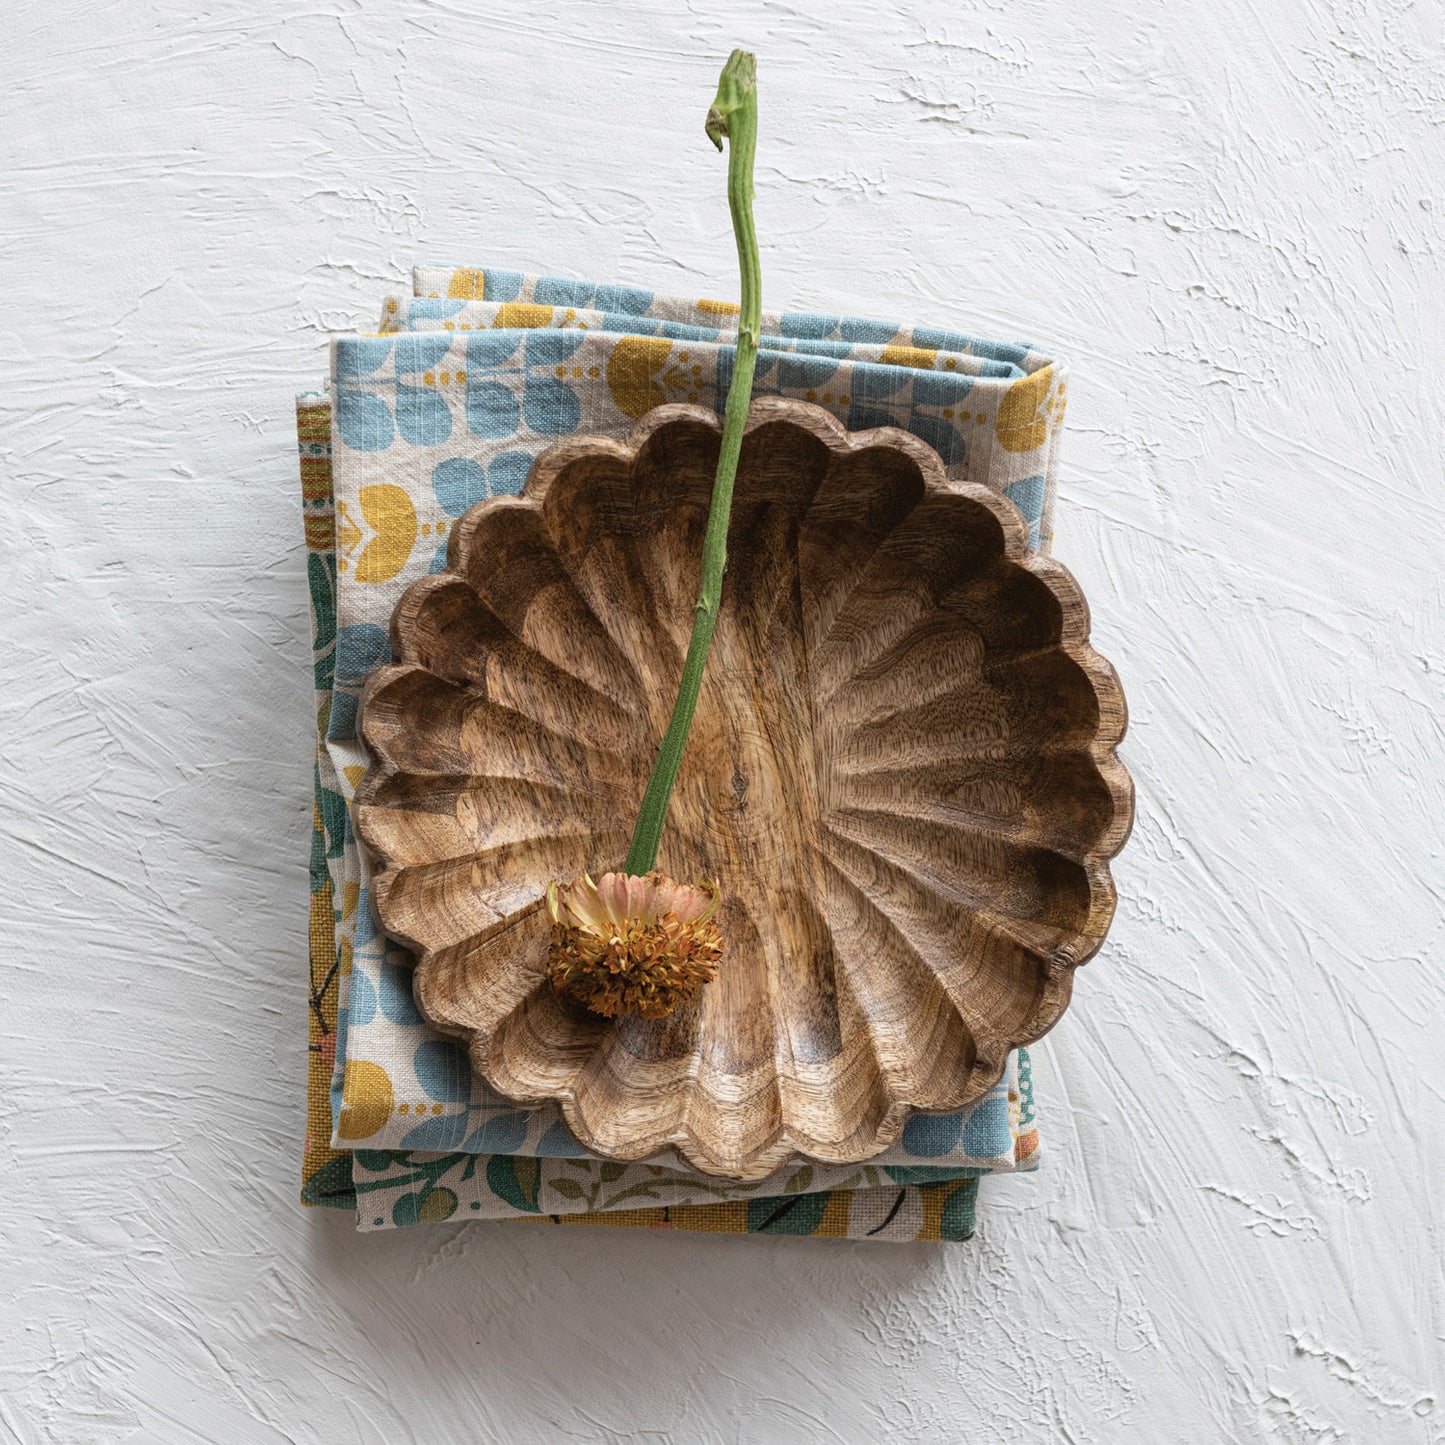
[301, 264, 1064, 1239]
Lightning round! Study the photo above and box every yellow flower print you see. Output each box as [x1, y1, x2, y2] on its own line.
[879, 345, 939, 372]
[337, 1060, 394, 1140]
[995, 365, 1056, 454]
[336, 485, 419, 584]
[604, 337, 710, 416]
[606, 336, 674, 418]
[446, 268, 485, 299]
[493, 302, 558, 330]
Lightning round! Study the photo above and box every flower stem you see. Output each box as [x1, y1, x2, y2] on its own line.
[623, 49, 761, 877]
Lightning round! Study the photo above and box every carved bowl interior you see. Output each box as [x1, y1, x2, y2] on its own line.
[355, 398, 1132, 1181]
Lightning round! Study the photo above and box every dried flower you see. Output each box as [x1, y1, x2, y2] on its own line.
[546, 870, 723, 1019]
[537, 53, 756, 1016]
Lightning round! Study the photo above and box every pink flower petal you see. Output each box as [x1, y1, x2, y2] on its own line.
[597, 872, 631, 926]
[675, 880, 719, 923]
[639, 873, 670, 920]
[564, 877, 608, 932]
[625, 873, 649, 919]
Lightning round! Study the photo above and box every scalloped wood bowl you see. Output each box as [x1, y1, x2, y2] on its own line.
[355, 399, 1132, 1181]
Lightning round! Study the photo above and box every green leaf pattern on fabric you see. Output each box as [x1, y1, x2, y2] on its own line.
[485, 1154, 542, 1213]
[747, 1192, 831, 1235]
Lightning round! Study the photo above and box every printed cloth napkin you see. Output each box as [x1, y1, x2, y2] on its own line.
[300, 263, 1067, 1238]
[299, 394, 1036, 1240]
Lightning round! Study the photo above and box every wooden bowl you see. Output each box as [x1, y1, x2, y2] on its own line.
[355, 399, 1132, 1181]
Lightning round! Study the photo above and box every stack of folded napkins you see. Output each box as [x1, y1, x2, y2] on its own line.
[299, 263, 1068, 1240]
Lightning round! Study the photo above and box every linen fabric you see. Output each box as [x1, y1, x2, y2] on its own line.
[298, 262, 1065, 1238]
[296, 392, 1036, 1241]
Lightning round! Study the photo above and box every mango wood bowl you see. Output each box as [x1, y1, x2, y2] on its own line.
[355, 399, 1132, 1181]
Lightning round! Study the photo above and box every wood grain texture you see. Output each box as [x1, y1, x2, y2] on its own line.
[355, 399, 1132, 1180]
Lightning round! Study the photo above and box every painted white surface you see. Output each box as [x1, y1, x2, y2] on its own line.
[2, 0, 1442, 1439]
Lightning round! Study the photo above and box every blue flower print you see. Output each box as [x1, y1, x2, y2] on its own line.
[427, 451, 533, 571]
[392, 335, 454, 446]
[334, 337, 396, 452]
[533, 276, 654, 315]
[900, 1089, 1009, 1159]
[843, 361, 970, 467]
[1004, 474, 1046, 548]
[333, 335, 460, 451]
[413, 1040, 473, 1104]
[464, 330, 586, 439]
[327, 622, 392, 740]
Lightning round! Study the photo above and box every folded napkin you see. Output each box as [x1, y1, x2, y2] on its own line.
[300, 262, 1065, 1238]
[298, 392, 1036, 1240]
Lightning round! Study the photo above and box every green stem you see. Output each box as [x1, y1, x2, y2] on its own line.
[623, 49, 761, 877]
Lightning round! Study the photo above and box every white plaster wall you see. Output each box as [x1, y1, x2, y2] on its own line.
[3, 1, 1442, 1440]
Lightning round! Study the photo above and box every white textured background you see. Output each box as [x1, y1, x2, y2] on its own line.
[3, 1, 1442, 1440]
